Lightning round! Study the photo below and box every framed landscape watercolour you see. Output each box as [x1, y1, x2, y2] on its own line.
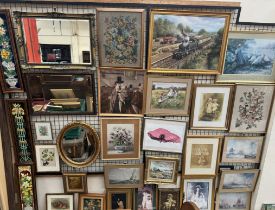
[158, 189, 180, 210]
[35, 145, 60, 172]
[134, 184, 157, 210]
[34, 122, 53, 141]
[222, 136, 264, 163]
[219, 169, 259, 192]
[230, 84, 275, 133]
[216, 192, 251, 210]
[104, 164, 144, 188]
[184, 137, 221, 175]
[78, 194, 105, 210]
[143, 118, 186, 153]
[148, 10, 231, 74]
[145, 76, 192, 115]
[98, 69, 145, 116]
[97, 8, 144, 69]
[107, 189, 132, 210]
[217, 32, 275, 83]
[63, 173, 87, 193]
[46, 194, 74, 210]
[191, 85, 234, 130]
[100, 118, 141, 160]
[145, 156, 179, 184]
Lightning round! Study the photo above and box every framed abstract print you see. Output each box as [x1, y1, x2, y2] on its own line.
[0, 10, 23, 93]
[222, 136, 264, 163]
[104, 164, 144, 188]
[217, 32, 275, 83]
[46, 194, 74, 210]
[63, 173, 87, 193]
[35, 122, 53, 141]
[78, 194, 106, 210]
[184, 137, 221, 175]
[98, 69, 145, 116]
[101, 118, 141, 160]
[158, 189, 180, 210]
[97, 8, 144, 69]
[190, 85, 234, 130]
[134, 184, 157, 210]
[219, 169, 259, 192]
[107, 189, 132, 210]
[142, 118, 186, 153]
[216, 192, 251, 210]
[230, 84, 274, 133]
[145, 76, 192, 115]
[148, 10, 231, 74]
[35, 145, 60, 172]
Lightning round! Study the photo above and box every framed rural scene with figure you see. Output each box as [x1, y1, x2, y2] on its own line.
[148, 10, 231, 74]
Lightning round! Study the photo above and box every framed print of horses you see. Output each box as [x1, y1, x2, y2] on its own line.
[148, 10, 231, 74]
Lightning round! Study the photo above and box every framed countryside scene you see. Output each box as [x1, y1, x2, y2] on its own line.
[34, 122, 53, 141]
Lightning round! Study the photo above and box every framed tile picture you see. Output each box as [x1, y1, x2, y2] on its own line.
[34, 122, 53, 141]
[35, 145, 60, 172]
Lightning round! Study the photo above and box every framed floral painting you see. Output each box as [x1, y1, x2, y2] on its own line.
[78, 194, 106, 210]
[34, 122, 53, 141]
[229, 84, 275, 133]
[35, 145, 60, 172]
[97, 8, 144, 69]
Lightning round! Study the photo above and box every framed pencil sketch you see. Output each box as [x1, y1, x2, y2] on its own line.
[216, 192, 251, 210]
[46, 194, 74, 210]
[100, 118, 141, 160]
[134, 184, 157, 210]
[229, 84, 275, 133]
[190, 85, 234, 130]
[222, 136, 264, 163]
[34, 122, 53, 141]
[158, 189, 180, 210]
[145, 76, 192, 115]
[63, 173, 87, 193]
[184, 137, 221, 175]
[142, 118, 186, 154]
[97, 8, 144, 69]
[35, 145, 60, 172]
[107, 189, 132, 210]
[148, 10, 231, 74]
[217, 32, 275, 83]
[78, 194, 106, 210]
[219, 169, 259, 192]
[104, 164, 144, 188]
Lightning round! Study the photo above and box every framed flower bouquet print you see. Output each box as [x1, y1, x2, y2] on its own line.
[35, 145, 60, 172]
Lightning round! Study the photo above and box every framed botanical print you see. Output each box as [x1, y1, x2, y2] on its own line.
[35, 122, 53, 141]
[35, 145, 60, 172]
[97, 8, 144, 69]
[184, 137, 221, 175]
[217, 32, 275, 83]
[158, 189, 180, 210]
[222, 136, 264, 163]
[145, 76, 192, 115]
[46, 194, 74, 210]
[78, 194, 106, 210]
[100, 118, 141, 160]
[145, 156, 179, 184]
[98, 69, 145, 116]
[216, 192, 251, 210]
[219, 169, 259, 192]
[229, 84, 275, 133]
[190, 85, 234, 130]
[104, 164, 144, 188]
[107, 189, 132, 210]
[63, 173, 87, 193]
[134, 184, 157, 210]
[142, 118, 186, 154]
[148, 10, 231, 74]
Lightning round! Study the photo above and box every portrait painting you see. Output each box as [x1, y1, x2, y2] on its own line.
[230, 84, 274, 133]
[78, 194, 105, 210]
[63, 173, 87, 193]
[99, 69, 145, 116]
[219, 169, 259, 192]
[135, 184, 157, 210]
[158, 189, 180, 210]
[148, 10, 231, 74]
[222, 136, 264, 163]
[35, 122, 53, 141]
[216, 192, 251, 210]
[107, 189, 132, 210]
[35, 145, 60, 172]
[97, 8, 144, 68]
[46, 194, 74, 210]
[191, 85, 233, 130]
[143, 118, 186, 153]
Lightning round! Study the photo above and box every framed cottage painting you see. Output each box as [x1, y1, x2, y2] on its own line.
[46, 194, 74, 210]
[217, 32, 275, 83]
[34, 122, 53, 141]
[148, 10, 231, 74]
[230, 84, 275, 133]
[35, 145, 60, 172]
[97, 8, 144, 69]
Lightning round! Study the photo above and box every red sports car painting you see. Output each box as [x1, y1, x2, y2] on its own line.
[147, 128, 181, 143]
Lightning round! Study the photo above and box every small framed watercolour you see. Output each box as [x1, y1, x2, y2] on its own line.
[63, 173, 87, 193]
[229, 84, 275, 133]
[182, 176, 214, 210]
[134, 185, 157, 210]
[148, 10, 231, 74]
[222, 136, 264, 163]
[97, 8, 144, 69]
[219, 169, 259, 192]
[46, 194, 74, 210]
[217, 32, 275, 83]
[34, 122, 53, 141]
[35, 145, 60, 172]
[107, 189, 132, 210]
[145, 76, 192, 115]
[78, 194, 105, 210]
[143, 118, 186, 153]
[158, 189, 180, 210]
[216, 192, 251, 210]
[184, 137, 221, 175]
[100, 118, 141, 160]
[145, 156, 179, 184]
[104, 164, 144, 188]
[190, 85, 234, 130]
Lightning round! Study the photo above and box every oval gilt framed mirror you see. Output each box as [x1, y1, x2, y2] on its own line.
[57, 122, 100, 168]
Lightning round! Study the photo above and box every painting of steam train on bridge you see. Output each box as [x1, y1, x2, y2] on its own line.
[148, 11, 231, 74]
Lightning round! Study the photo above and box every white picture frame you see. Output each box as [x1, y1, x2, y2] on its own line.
[46, 194, 74, 210]
[35, 122, 53, 141]
[35, 145, 60, 172]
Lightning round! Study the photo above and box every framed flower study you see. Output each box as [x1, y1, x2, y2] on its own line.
[35, 122, 53, 141]
[35, 145, 60, 172]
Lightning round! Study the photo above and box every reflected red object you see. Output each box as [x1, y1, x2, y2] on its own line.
[147, 128, 181, 143]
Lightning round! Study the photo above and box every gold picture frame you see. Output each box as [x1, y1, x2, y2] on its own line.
[63, 173, 87, 193]
[215, 191, 251, 210]
[107, 189, 133, 210]
[158, 188, 180, 210]
[78, 194, 106, 210]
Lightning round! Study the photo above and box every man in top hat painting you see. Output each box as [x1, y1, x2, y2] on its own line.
[109, 76, 127, 113]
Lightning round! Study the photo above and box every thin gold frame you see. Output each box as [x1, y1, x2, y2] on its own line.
[62, 173, 87, 193]
[78, 193, 106, 210]
[107, 189, 133, 210]
[215, 191, 251, 210]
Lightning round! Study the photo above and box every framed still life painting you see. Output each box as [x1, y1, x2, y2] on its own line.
[148, 10, 231, 74]
[216, 192, 251, 210]
[97, 8, 144, 69]
[78, 194, 106, 210]
[229, 84, 275, 133]
[46, 194, 74, 210]
[35, 145, 60, 172]
[63, 173, 87, 193]
[107, 189, 132, 210]
[190, 85, 234, 130]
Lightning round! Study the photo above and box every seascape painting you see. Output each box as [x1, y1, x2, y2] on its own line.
[135, 185, 157, 210]
[82, 198, 102, 210]
[108, 167, 141, 185]
[218, 192, 250, 210]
